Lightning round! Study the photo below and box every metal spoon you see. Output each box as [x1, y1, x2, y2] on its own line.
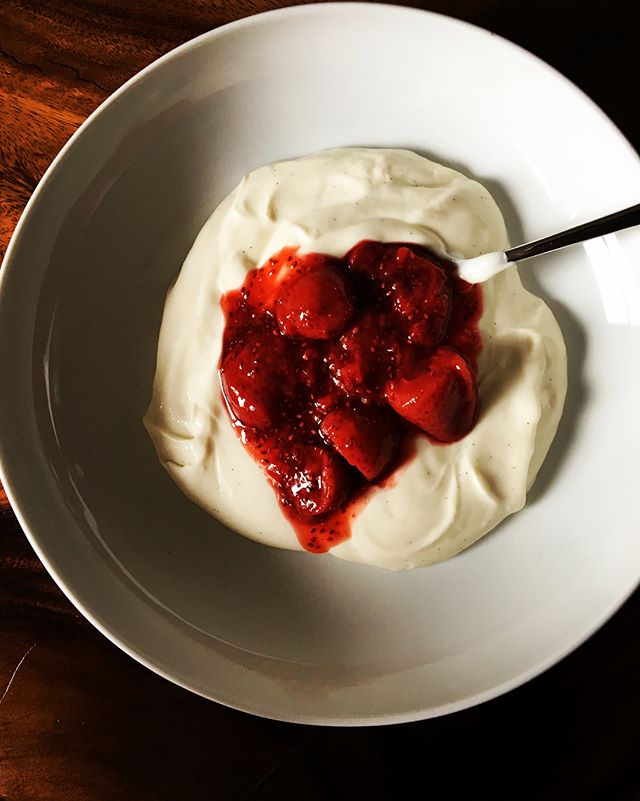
[455, 202, 640, 283]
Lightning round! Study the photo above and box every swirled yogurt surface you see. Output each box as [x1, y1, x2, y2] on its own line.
[144, 148, 567, 570]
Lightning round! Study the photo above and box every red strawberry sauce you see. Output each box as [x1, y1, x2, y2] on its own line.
[219, 241, 483, 553]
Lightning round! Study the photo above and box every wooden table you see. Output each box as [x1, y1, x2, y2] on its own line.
[1, 2, 639, 798]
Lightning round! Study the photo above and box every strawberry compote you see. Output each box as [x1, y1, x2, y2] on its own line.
[219, 241, 483, 553]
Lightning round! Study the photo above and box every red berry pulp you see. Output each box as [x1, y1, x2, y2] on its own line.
[219, 242, 483, 553]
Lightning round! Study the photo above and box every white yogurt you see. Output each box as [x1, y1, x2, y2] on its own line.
[144, 148, 567, 570]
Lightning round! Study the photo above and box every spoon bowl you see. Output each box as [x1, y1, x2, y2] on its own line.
[456, 202, 640, 283]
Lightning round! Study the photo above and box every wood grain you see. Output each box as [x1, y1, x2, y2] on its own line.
[1, 1, 640, 799]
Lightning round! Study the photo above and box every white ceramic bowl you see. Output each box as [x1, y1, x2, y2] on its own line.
[1, 3, 640, 726]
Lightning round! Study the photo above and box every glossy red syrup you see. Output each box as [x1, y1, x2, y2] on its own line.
[219, 241, 483, 553]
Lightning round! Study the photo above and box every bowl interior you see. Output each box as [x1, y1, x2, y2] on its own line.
[2, 4, 640, 724]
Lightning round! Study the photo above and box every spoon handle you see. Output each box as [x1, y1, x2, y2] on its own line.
[505, 202, 640, 263]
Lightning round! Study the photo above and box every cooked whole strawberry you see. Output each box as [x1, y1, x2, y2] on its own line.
[385, 346, 479, 442]
[283, 445, 348, 519]
[276, 266, 354, 339]
[383, 246, 452, 347]
[346, 240, 390, 277]
[320, 406, 399, 481]
[326, 311, 399, 404]
[220, 332, 293, 429]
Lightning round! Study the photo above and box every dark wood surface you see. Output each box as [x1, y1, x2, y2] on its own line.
[1, 2, 639, 798]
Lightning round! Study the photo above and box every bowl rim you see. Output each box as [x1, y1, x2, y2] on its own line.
[1, 1, 639, 726]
